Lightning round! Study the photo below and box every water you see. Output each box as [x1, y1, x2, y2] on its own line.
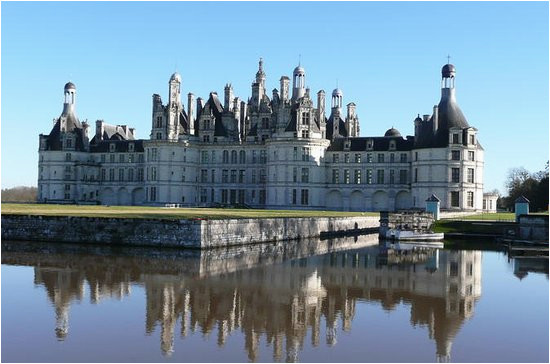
[1, 236, 548, 363]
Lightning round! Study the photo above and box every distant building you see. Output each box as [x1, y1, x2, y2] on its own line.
[38, 60, 485, 211]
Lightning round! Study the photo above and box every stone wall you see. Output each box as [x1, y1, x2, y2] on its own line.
[1, 214, 379, 249]
[518, 215, 549, 241]
[379, 211, 435, 237]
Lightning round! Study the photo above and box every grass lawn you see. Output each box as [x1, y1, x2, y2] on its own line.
[446, 212, 516, 221]
[433, 220, 517, 235]
[0, 203, 379, 220]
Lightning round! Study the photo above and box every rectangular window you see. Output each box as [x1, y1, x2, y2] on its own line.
[251, 170, 256, 184]
[301, 189, 309, 205]
[301, 168, 309, 183]
[151, 148, 157, 161]
[221, 189, 228, 204]
[355, 153, 361, 163]
[377, 170, 384, 184]
[467, 168, 475, 183]
[150, 187, 157, 202]
[389, 170, 395, 184]
[201, 169, 208, 183]
[230, 170, 237, 183]
[151, 167, 157, 181]
[301, 130, 309, 139]
[65, 153, 72, 161]
[292, 189, 297, 205]
[238, 190, 245, 204]
[366, 169, 373, 184]
[259, 190, 266, 204]
[451, 191, 460, 207]
[101, 154, 106, 163]
[468, 151, 475, 161]
[332, 169, 339, 184]
[211, 169, 216, 183]
[366, 153, 373, 163]
[138, 154, 144, 163]
[390, 153, 395, 163]
[302, 147, 310, 161]
[201, 151, 209, 163]
[239, 170, 245, 183]
[467, 191, 474, 207]
[138, 168, 144, 181]
[415, 168, 418, 182]
[301, 112, 310, 125]
[399, 170, 407, 184]
[118, 169, 124, 181]
[212, 151, 217, 163]
[293, 147, 297, 161]
[469, 135, 475, 145]
[400, 153, 407, 163]
[333, 153, 339, 163]
[110, 154, 115, 163]
[119, 154, 125, 163]
[377, 153, 384, 163]
[344, 154, 350, 163]
[451, 150, 461, 160]
[128, 154, 134, 163]
[128, 168, 134, 182]
[259, 169, 266, 183]
[260, 150, 267, 164]
[344, 169, 350, 184]
[451, 168, 460, 183]
[109, 168, 115, 181]
[157, 133, 162, 140]
[222, 170, 228, 183]
[453, 134, 459, 144]
[354, 169, 361, 184]
[200, 188, 207, 203]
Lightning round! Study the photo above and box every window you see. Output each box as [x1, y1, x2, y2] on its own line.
[389, 170, 395, 184]
[129, 143, 134, 152]
[389, 141, 396, 150]
[230, 170, 237, 183]
[377, 153, 384, 163]
[211, 151, 217, 163]
[301, 189, 309, 205]
[301, 147, 310, 161]
[354, 169, 361, 184]
[119, 154, 124, 163]
[301, 130, 309, 138]
[469, 135, 475, 145]
[109, 168, 115, 181]
[451, 168, 460, 183]
[467, 168, 475, 183]
[101, 154, 106, 163]
[223, 150, 229, 163]
[138, 154, 144, 163]
[344, 154, 350, 163]
[468, 151, 475, 161]
[292, 167, 297, 183]
[332, 169, 339, 184]
[110, 154, 115, 163]
[251, 170, 256, 184]
[211, 170, 216, 183]
[366, 169, 373, 184]
[301, 168, 309, 183]
[292, 189, 297, 205]
[293, 147, 297, 161]
[151, 167, 157, 181]
[201, 169, 208, 183]
[150, 186, 157, 202]
[414, 168, 418, 183]
[344, 169, 350, 184]
[181, 167, 186, 182]
[301, 112, 310, 125]
[157, 133, 162, 140]
[451, 150, 460, 160]
[415, 152, 418, 161]
[231, 150, 237, 164]
[156, 116, 162, 128]
[203, 135, 210, 142]
[259, 169, 266, 183]
[262, 117, 270, 129]
[128, 168, 134, 182]
[128, 154, 134, 163]
[452, 133, 459, 144]
[333, 154, 339, 163]
[467, 191, 474, 207]
[66, 139, 72, 148]
[118, 169, 124, 181]
[450, 191, 460, 207]
[400, 153, 407, 163]
[200, 189, 207, 203]
[138, 168, 144, 181]
[239, 170, 245, 183]
[259, 190, 266, 204]
[377, 170, 384, 184]
[201, 151, 209, 163]
[260, 151, 267, 164]
[65, 153, 72, 161]
[399, 170, 407, 184]
[221, 189, 228, 204]
[366, 153, 373, 163]
[239, 150, 246, 164]
[151, 148, 158, 161]
[238, 190, 245, 204]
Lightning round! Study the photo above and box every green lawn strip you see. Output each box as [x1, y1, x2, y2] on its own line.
[1, 203, 378, 220]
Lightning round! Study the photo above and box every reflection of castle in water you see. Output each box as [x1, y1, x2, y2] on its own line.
[3, 236, 481, 362]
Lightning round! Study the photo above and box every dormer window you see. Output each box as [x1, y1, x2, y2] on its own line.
[129, 143, 134, 152]
[367, 139, 373, 150]
[109, 143, 115, 152]
[469, 134, 475, 145]
[452, 134, 459, 144]
[344, 140, 351, 151]
[389, 140, 396, 150]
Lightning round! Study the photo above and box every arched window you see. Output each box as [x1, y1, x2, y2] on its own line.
[231, 150, 237, 164]
[223, 150, 229, 163]
[239, 150, 246, 164]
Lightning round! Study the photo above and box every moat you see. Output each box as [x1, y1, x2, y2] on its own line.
[1, 236, 548, 363]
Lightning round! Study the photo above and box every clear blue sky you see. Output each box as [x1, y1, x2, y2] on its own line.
[2, 1, 548, 193]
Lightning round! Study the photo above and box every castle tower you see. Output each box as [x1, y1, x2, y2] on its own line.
[167, 72, 182, 141]
[346, 102, 359, 137]
[256, 58, 266, 92]
[224, 84, 234, 112]
[63, 82, 76, 114]
[292, 65, 306, 100]
[280, 76, 290, 102]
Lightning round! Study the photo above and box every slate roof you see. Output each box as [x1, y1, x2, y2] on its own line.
[326, 136, 414, 152]
[89, 139, 144, 153]
[325, 113, 348, 139]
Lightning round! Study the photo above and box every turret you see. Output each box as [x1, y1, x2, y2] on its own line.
[188, 93, 195, 135]
[331, 88, 343, 110]
[255, 57, 266, 91]
[317, 90, 326, 138]
[292, 65, 305, 100]
[224, 83, 234, 111]
[63, 82, 76, 115]
[167, 72, 182, 141]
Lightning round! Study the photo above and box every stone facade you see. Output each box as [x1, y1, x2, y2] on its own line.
[38, 60, 485, 211]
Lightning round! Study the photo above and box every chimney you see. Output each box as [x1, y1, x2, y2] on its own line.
[224, 84, 233, 111]
[280, 76, 290, 101]
[95, 120, 104, 141]
[432, 105, 439, 133]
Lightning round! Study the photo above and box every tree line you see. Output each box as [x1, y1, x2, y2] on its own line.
[1, 186, 38, 202]
[500, 162, 549, 212]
